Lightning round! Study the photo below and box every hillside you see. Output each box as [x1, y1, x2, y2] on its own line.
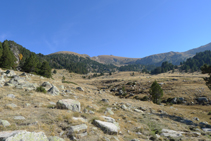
[92, 42, 211, 66]
[49, 51, 90, 58]
[91, 55, 138, 66]
[0, 69, 211, 140]
[45, 42, 211, 68]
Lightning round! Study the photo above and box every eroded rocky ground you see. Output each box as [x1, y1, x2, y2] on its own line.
[0, 69, 211, 141]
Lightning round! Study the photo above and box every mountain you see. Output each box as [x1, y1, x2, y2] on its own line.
[92, 42, 211, 66]
[5, 40, 211, 73]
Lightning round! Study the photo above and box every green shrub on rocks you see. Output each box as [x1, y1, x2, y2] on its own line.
[36, 86, 46, 93]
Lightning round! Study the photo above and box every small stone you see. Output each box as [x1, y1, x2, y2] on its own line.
[14, 116, 25, 120]
[7, 94, 15, 98]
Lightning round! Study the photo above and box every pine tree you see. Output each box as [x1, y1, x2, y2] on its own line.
[201, 64, 211, 90]
[0, 40, 16, 69]
[0, 42, 3, 59]
[149, 80, 163, 104]
[22, 53, 38, 73]
[39, 61, 52, 78]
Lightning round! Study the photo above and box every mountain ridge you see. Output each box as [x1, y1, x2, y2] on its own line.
[52, 42, 211, 66]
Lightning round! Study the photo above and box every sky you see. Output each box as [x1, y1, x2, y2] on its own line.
[0, 0, 211, 58]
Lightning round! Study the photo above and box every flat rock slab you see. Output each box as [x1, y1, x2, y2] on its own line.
[202, 128, 211, 132]
[57, 99, 80, 112]
[67, 124, 87, 139]
[94, 120, 120, 134]
[0, 130, 48, 141]
[48, 136, 65, 141]
[161, 129, 184, 138]
[14, 116, 25, 120]
[7, 94, 15, 98]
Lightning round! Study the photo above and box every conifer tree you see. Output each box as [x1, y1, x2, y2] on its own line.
[0, 40, 16, 69]
[201, 64, 211, 90]
[22, 53, 38, 73]
[39, 61, 52, 78]
[149, 80, 163, 104]
[0, 42, 3, 58]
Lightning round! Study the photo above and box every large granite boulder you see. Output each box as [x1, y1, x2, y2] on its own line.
[48, 85, 60, 96]
[5, 70, 16, 76]
[56, 99, 80, 112]
[67, 124, 87, 140]
[5, 75, 25, 86]
[0, 130, 48, 141]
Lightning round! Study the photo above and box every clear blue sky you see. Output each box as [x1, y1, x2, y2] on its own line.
[0, 0, 211, 58]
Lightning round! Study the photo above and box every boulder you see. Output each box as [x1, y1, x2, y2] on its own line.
[6, 75, 25, 86]
[48, 136, 65, 141]
[0, 120, 10, 127]
[134, 109, 144, 113]
[105, 108, 114, 115]
[119, 90, 123, 95]
[197, 97, 208, 104]
[161, 129, 184, 137]
[121, 104, 128, 110]
[101, 99, 109, 103]
[20, 72, 27, 76]
[48, 85, 60, 96]
[93, 120, 120, 134]
[56, 99, 80, 112]
[7, 94, 15, 98]
[5, 70, 16, 76]
[67, 124, 87, 140]
[76, 87, 84, 91]
[41, 82, 52, 88]
[0, 130, 48, 141]
[101, 116, 116, 123]
[6, 103, 17, 108]
[202, 128, 211, 132]
[0, 75, 5, 83]
[171, 97, 177, 104]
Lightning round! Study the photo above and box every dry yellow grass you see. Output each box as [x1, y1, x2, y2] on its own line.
[0, 69, 210, 140]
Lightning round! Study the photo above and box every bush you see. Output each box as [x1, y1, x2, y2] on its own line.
[208, 111, 211, 115]
[36, 86, 46, 93]
[141, 96, 149, 101]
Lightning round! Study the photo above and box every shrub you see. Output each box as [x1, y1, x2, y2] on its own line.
[53, 69, 57, 74]
[208, 111, 211, 115]
[36, 86, 46, 93]
[141, 96, 149, 101]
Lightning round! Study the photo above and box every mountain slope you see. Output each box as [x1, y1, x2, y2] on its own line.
[91, 55, 138, 66]
[92, 42, 211, 66]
